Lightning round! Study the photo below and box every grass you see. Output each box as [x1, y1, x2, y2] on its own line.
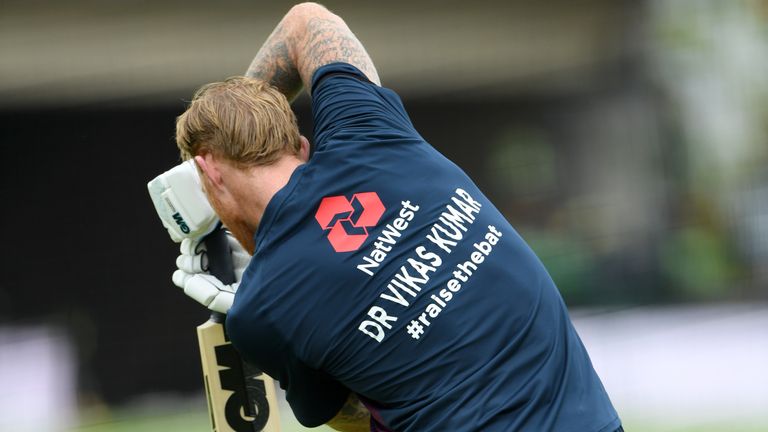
[71, 396, 333, 432]
[70, 400, 768, 432]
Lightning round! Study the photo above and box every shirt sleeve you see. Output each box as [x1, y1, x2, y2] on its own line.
[282, 359, 350, 427]
[226, 311, 350, 427]
[310, 62, 421, 152]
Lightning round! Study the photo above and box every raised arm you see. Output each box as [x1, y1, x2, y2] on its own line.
[246, 2, 380, 101]
[245, 8, 377, 428]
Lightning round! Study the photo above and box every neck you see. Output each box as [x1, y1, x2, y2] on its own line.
[240, 156, 303, 222]
[221, 155, 304, 250]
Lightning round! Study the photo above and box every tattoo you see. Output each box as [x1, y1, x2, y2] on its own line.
[245, 22, 303, 101]
[245, 5, 380, 101]
[326, 394, 371, 432]
[296, 17, 380, 90]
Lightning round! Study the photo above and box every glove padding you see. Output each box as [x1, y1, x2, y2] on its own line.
[147, 160, 219, 243]
[172, 231, 250, 313]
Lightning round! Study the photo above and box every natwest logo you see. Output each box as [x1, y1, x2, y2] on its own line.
[315, 192, 386, 252]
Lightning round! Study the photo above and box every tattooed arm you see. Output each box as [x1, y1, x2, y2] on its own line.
[245, 2, 380, 101]
[246, 5, 376, 430]
[325, 393, 371, 432]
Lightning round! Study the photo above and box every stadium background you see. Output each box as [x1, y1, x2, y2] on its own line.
[1, 0, 766, 430]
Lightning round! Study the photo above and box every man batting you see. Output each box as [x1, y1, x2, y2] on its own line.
[165, 3, 622, 431]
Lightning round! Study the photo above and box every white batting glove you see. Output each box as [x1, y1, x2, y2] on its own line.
[172, 231, 250, 314]
[147, 160, 220, 243]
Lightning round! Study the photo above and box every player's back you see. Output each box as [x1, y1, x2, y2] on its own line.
[228, 62, 620, 432]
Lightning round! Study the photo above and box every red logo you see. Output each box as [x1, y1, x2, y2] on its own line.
[315, 192, 385, 252]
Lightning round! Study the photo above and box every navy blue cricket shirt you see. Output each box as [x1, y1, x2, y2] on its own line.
[227, 62, 621, 432]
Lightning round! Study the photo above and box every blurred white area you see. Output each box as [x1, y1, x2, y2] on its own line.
[0, 326, 77, 432]
[650, 0, 768, 187]
[574, 304, 768, 427]
[650, 1, 768, 288]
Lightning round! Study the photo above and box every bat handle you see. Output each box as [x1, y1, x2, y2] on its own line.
[204, 224, 237, 285]
[203, 224, 236, 324]
[200, 226, 272, 432]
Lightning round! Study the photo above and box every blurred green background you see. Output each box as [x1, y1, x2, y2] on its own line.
[1, 0, 766, 431]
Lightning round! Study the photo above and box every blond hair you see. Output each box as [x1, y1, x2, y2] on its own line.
[176, 77, 301, 166]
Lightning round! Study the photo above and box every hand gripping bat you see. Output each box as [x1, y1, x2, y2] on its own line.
[148, 160, 281, 432]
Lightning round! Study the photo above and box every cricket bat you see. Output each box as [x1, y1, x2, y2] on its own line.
[198, 228, 281, 432]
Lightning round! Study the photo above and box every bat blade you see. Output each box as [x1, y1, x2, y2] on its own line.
[197, 314, 281, 432]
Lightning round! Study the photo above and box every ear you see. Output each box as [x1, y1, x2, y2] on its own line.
[194, 154, 224, 189]
[298, 135, 311, 162]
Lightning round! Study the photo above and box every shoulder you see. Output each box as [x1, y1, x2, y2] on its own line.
[310, 62, 418, 150]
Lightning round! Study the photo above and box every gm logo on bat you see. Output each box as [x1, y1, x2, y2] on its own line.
[215, 342, 271, 431]
[315, 192, 386, 252]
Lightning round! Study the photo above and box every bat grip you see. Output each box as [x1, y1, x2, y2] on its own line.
[200, 226, 269, 431]
[203, 224, 236, 324]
